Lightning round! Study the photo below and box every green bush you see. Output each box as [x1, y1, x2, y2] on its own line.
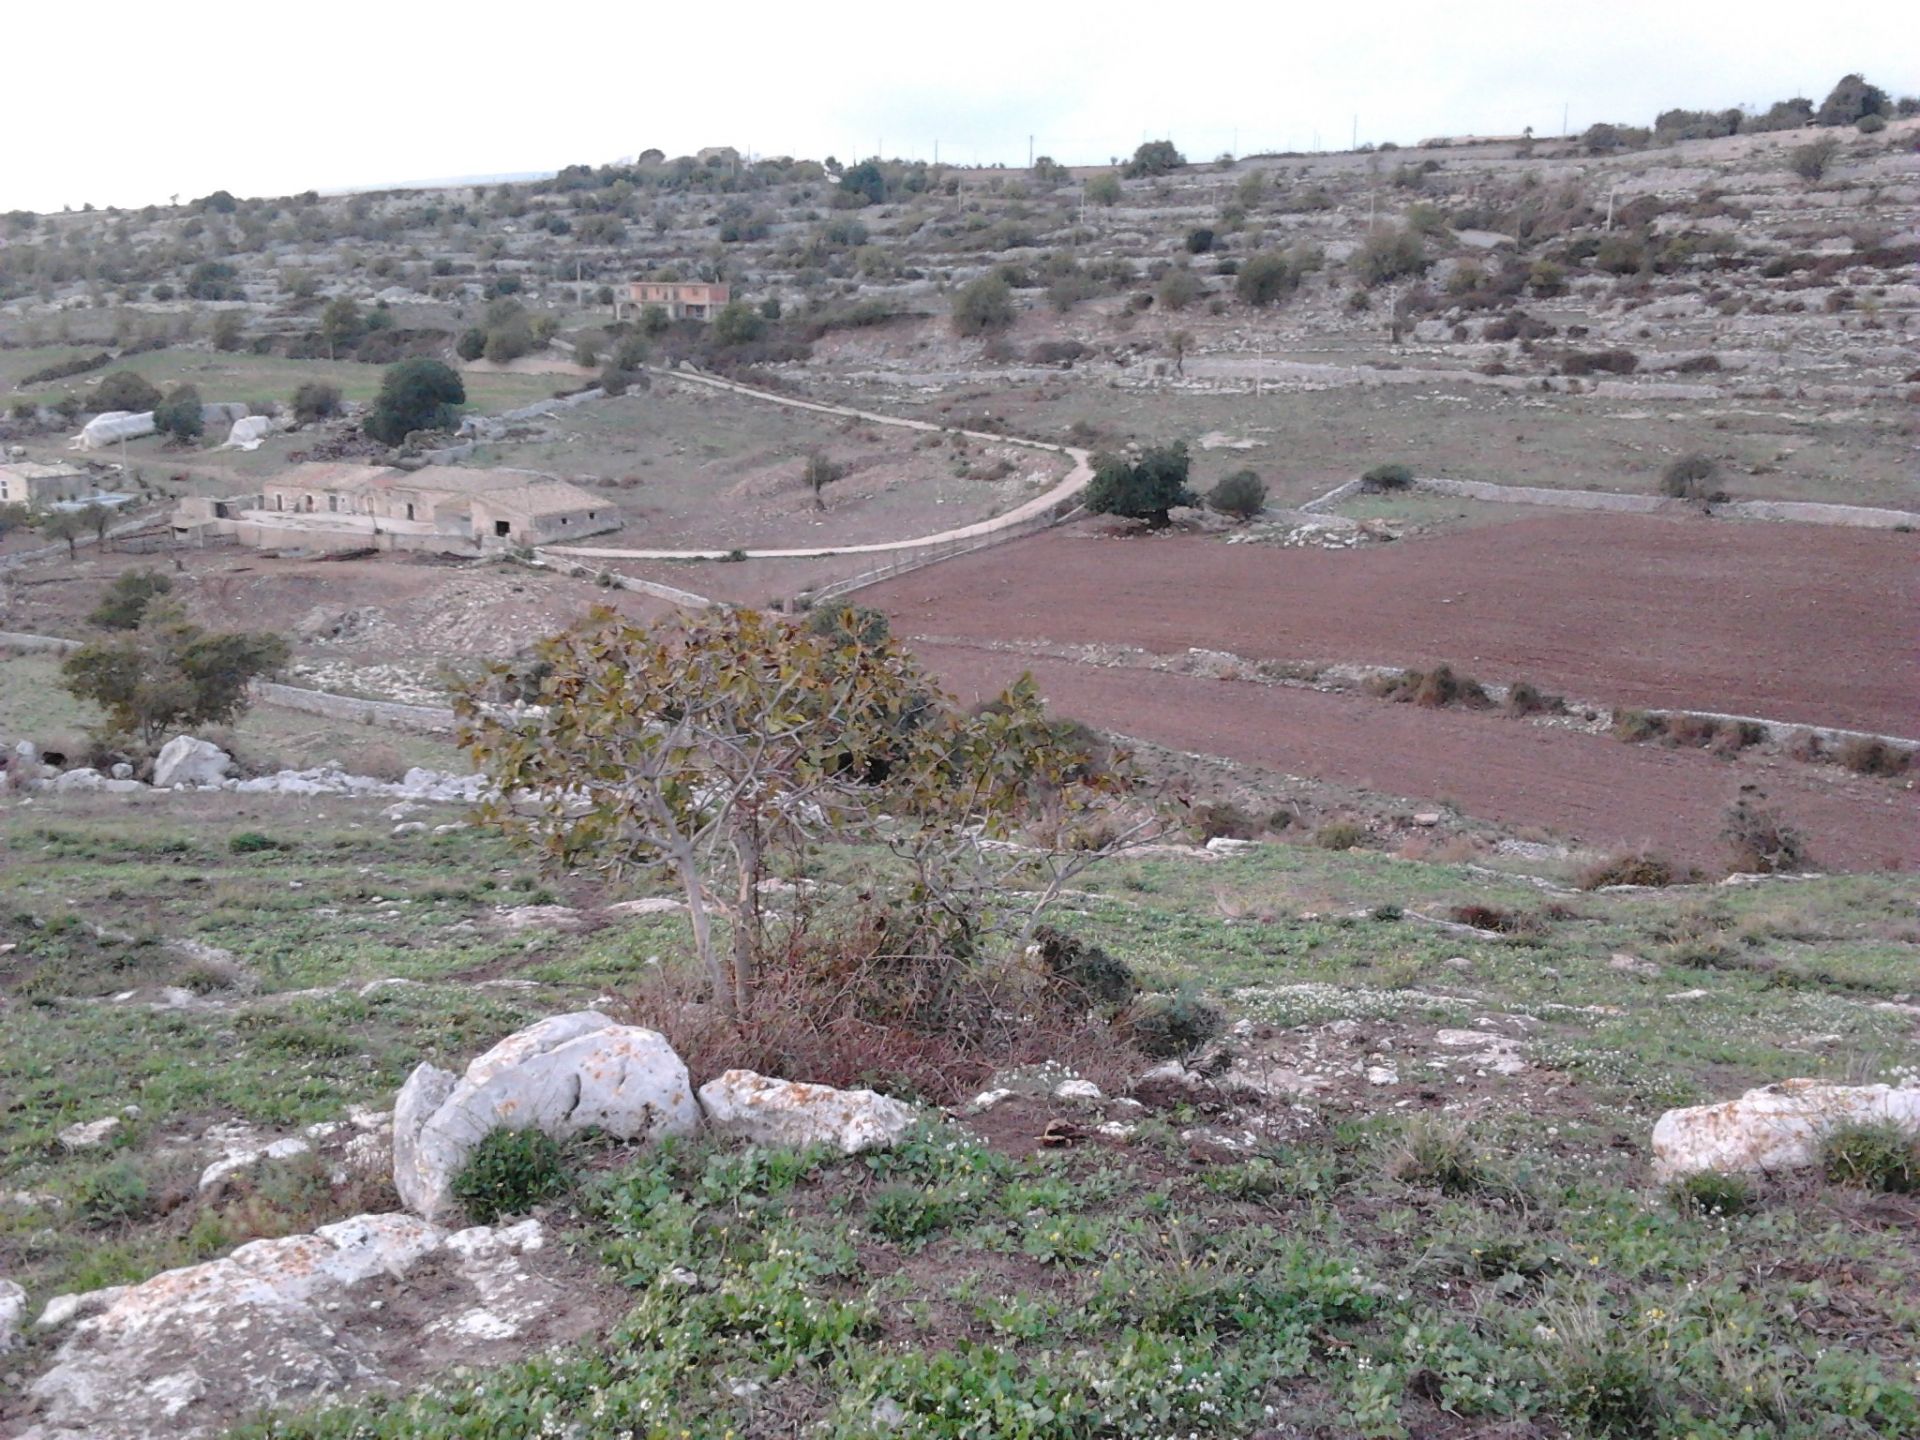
[1350, 227, 1427, 286]
[1387, 1119, 1495, 1195]
[75, 1160, 151, 1227]
[291, 381, 342, 425]
[1124, 990, 1225, 1058]
[951, 274, 1014, 336]
[1123, 140, 1185, 178]
[1314, 818, 1368, 850]
[1156, 268, 1202, 311]
[153, 383, 204, 443]
[1030, 925, 1136, 1010]
[364, 358, 464, 445]
[1820, 1121, 1919, 1193]
[229, 830, 288, 854]
[1083, 443, 1195, 528]
[89, 569, 173, 630]
[455, 327, 487, 361]
[450, 1127, 571, 1223]
[1789, 138, 1840, 181]
[1234, 251, 1297, 308]
[1205, 469, 1266, 520]
[93, 370, 162, 414]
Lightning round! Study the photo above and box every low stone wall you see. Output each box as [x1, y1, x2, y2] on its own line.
[254, 683, 456, 734]
[0, 630, 79, 655]
[1413, 478, 1919, 530]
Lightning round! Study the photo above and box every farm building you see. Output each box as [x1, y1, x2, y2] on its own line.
[0, 461, 94, 509]
[623, 280, 730, 320]
[174, 463, 620, 552]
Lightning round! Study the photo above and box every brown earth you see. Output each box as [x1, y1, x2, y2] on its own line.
[863, 513, 1919, 736]
[909, 639, 1918, 872]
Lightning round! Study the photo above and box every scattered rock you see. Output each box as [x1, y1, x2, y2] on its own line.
[493, 905, 585, 931]
[21, 1214, 572, 1440]
[1204, 836, 1260, 856]
[1051, 1078, 1104, 1103]
[1609, 952, 1658, 976]
[1411, 812, 1443, 828]
[152, 736, 231, 789]
[697, 1070, 917, 1155]
[57, 1117, 120, 1151]
[603, 897, 687, 917]
[1651, 1080, 1920, 1181]
[1, 1278, 25, 1351]
[391, 822, 427, 837]
[392, 1013, 698, 1221]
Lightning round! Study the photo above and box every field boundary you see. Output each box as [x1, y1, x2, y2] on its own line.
[1410, 476, 1920, 529]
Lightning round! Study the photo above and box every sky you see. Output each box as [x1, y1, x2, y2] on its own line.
[7, 0, 1916, 214]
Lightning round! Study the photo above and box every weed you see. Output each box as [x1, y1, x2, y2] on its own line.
[1668, 1170, 1755, 1217]
[1834, 736, 1913, 778]
[1576, 851, 1676, 890]
[1385, 1118, 1497, 1195]
[1722, 790, 1809, 874]
[1505, 679, 1562, 716]
[450, 1127, 571, 1223]
[1612, 708, 1666, 743]
[228, 831, 290, 854]
[74, 1159, 152, 1227]
[1123, 990, 1226, 1059]
[1315, 819, 1369, 850]
[1360, 462, 1414, 491]
[1820, 1121, 1919, 1193]
[1660, 452, 1719, 500]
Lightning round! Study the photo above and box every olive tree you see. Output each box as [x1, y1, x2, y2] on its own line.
[456, 608, 1147, 1015]
[61, 600, 289, 747]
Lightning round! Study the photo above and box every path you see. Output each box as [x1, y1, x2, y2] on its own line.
[542, 367, 1092, 561]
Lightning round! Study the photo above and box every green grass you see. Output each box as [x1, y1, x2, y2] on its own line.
[1, 796, 1914, 1435]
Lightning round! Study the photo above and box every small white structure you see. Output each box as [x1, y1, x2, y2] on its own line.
[71, 411, 155, 451]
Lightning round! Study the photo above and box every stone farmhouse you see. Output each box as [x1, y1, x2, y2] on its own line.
[172, 463, 620, 553]
[623, 280, 729, 320]
[0, 461, 95, 509]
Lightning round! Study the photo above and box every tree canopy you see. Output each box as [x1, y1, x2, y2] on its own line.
[364, 358, 465, 445]
[61, 601, 289, 747]
[1083, 443, 1197, 528]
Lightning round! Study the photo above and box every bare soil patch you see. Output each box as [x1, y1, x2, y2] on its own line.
[864, 513, 1919, 736]
[907, 639, 1917, 873]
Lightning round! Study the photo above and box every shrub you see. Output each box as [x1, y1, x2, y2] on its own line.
[1205, 469, 1266, 520]
[1184, 227, 1214, 254]
[229, 830, 287, 854]
[1856, 113, 1888, 134]
[1314, 818, 1368, 850]
[1448, 903, 1544, 936]
[1815, 73, 1890, 127]
[454, 327, 487, 361]
[1359, 462, 1413, 492]
[1083, 443, 1195, 527]
[1819, 1121, 1919, 1193]
[1370, 664, 1489, 709]
[1235, 251, 1298, 307]
[1124, 140, 1185, 179]
[152, 384, 204, 443]
[1834, 736, 1913, 777]
[291, 381, 343, 425]
[1029, 925, 1136, 1010]
[1660, 453, 1718, 500]
[450, 1127, 570, 1223]
[1722, 790, 1808, 874]
[1576, 851, 1675, 890]
[1351, 227, 1427, 286]
[1156, 268, 1202, 311]
[1560, 348, 1638, 376]
[1123, 990, 1224, 1058]
[93, 370, 162, 414]
[1504, 680, 1562, 716]
[1612, 709, 1666, 743]
[1789, 138, 1841, 181]
[89, 569, 173, 630]
[951, 274, 1014, 336]
[1668, 1169, 1755, 1217]
[1189, 798, 1259, 840]
[74, 1160, 151, 1227]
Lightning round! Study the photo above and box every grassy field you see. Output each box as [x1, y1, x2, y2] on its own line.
[813, 375, 1920, 511]
[2, 783, 1915, 1437]
[0, 653, 463, 775]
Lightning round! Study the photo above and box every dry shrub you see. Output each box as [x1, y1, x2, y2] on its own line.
[1784, 729, 1825, 764]
[630, 902, 1142, 1105]
[1576, 850, 1676, 890]
[1448, 903, 1547, 937]
[1189, 798, 1260, 841]
[1313, 818, 1370, 850]
[1505, 680, 1563, 716]
[1369, 664, 1490, 709]
[1612, 709, 1667, 743]
[353, 741, 413, 783]
[1722, 790, 1809, 875]
[1661, 713, 1719, 748]
[1833, 736, 1913, 778]
[1396, 834, 1481, 864]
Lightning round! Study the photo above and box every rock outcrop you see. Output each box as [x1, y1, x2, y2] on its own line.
[19, 1214, 569, 1440]
[393, 1012, 699, 1221]
[1652, 1080, 1920, 1181]
[697, 1069, 918, 1155]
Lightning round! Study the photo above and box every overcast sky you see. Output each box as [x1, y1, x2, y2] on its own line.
[8, 0, 1915, 213]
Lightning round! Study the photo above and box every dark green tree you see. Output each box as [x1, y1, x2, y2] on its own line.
[711, 302, 767, 346]
[838, 160, 887, 205]
[1124, 141, 1186, 178]
[152, 384, 204, 444]
[60, 600, 289, 747]
[951, 274, 1014, 336]
[1206, 469, 1267, 520]
[364, 358, 465, 444]
[291, 381, 343, 424]
[1816, 73, 1889, 126]
[94, 370, 162, 413]
[1084, 443, 1196, 528]
[89, 569, 174, 630]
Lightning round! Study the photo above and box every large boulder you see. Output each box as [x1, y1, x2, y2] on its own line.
[19, 1214, 575, 1440]
[152, 736, 231, 789]
[392, 1012, 698, 1221]
[1652, 1080, 1920, 1181]
[697, 1069, 917, 1155]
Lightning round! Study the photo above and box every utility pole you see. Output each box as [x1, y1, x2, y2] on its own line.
[1352, 114, 1358, 150]
[1028, 134, 1034, 167]
[1605, 185, 1616, 231]
[1562, 103, 1569, 138]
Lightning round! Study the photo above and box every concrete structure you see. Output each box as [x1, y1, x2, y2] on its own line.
[0, 461, 93, 509]
[173, 463, 620, 553]
[624, 280, 729, 321]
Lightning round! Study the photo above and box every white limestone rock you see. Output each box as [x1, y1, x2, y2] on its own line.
[152, 736, 231, 789]
[392, 1012, 698, 1221]
[1651, 1080, 1920, 1181]
[58, 1117, 120, 1151]
[697, 1070, 916, 1155]
[1, 1277, 26, 1351]
[21, 1214, 559, 1440]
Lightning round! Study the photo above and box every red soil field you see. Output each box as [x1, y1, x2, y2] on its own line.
[865, 514, 1919, 736]
[911, 641, 1918, 873]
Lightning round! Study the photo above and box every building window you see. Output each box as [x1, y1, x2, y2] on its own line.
[328, 495, 339, 512]
[494, 520, 511, 537]
[405, 503, 415, 520]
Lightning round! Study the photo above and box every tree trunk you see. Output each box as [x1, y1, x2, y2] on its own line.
[729, 823, 762, 1014]
[672, 848, 731, 1014]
